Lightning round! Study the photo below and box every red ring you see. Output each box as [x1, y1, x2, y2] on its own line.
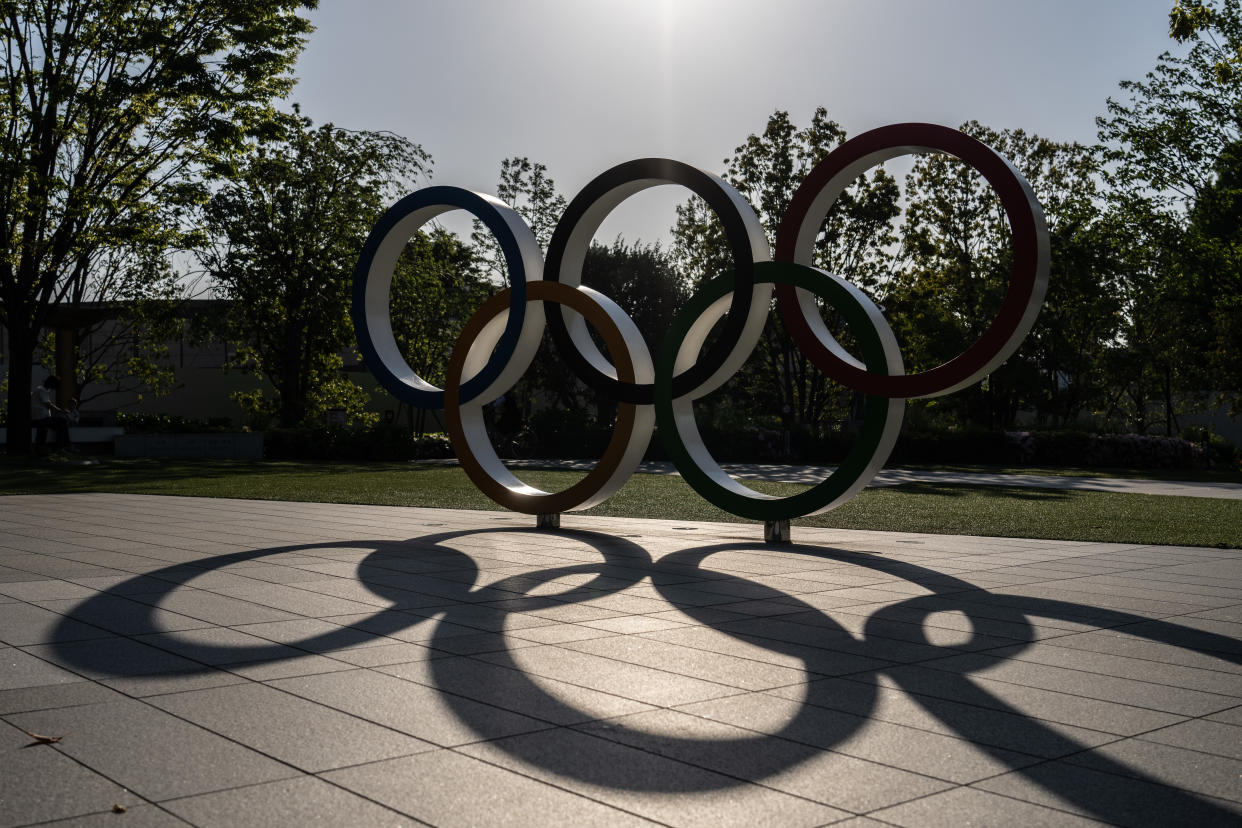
[774, 123, 1048, 399]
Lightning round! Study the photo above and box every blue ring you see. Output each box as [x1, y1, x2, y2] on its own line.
[352, 186, 531, 409]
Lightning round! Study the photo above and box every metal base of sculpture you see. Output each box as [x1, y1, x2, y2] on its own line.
[764, 520, 791, 545]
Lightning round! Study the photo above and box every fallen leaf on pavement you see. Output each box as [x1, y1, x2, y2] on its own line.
[23, 732, 63, 746]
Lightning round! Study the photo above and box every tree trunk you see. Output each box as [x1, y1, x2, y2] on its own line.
[5, 334, 35, 455]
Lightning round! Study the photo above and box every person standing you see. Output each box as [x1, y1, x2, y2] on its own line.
[31, 375, 73, 451]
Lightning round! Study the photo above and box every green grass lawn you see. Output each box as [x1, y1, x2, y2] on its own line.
[2, 456, 1238, 548]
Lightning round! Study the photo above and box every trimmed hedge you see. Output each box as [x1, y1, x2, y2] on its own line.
[1004, 430, 1226, 469]
[264, 425, 453, 461]
[116, 412, 234, 433]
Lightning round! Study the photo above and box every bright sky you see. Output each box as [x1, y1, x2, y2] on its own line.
[289, 0, 1178, 245]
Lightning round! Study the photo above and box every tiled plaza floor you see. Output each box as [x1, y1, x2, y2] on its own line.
[1, 493, 1240, 827]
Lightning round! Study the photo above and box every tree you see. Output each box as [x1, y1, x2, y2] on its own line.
[583, 238, 687, 347]
[471, 157, 566, 282]
[1100, 1, 1241, 209]
[1176, 141, 1242, 412]
[1, 0, 315, 452]
[200, 111, 429, 428]
[1096, 0, 1242, 428]
[671, 108, 900, 439]
[388, 228, 491, 393]
[578, 237, 687, 422]
[890, 124, 1125, 429]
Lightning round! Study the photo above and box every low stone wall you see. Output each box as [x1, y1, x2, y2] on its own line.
[113, 432, 264, 460]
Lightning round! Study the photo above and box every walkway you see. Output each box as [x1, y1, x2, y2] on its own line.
[2, 494, 1240, 826]
[490, 459, 1242, 500]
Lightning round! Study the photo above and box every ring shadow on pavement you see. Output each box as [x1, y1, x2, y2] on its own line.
[51, 528, 1242, 825]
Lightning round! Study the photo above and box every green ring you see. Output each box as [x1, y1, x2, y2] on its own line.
[654, 261, 902, 521]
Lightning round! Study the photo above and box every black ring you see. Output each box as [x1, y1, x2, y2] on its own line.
[544, 158, 768, 405]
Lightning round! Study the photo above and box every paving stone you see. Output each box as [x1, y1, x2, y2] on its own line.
[563, 634, 808, 690]
[32, 804, 192, 827]
[1062, 737, 1242, 803]
[6, 698, 297, 800]
[23, 637, 209, 679]
[209, 582, 387, 617]
[877, 663, 1187, 736]
[3, 494, 1240, 828]
[869, 785, 1105, 827]
[222, 653, 358, 681]
[472, 642, 741, 707]
[974, 759, 1242, 826]
[0, 718, 141, 827]
[162, 775, 419, 827]
[322, 611, 478, 644]
[408, 603, 559, 633]
[1207, 705, 1242, 725]
[0, 647, 87, 690]
[99, 669, 249, 698]
[0, 579, 97, 602]
[63, 574, 189, 595]
[0, 565, 48, 584]
[505, 623, 616, 644]
[574, 708, 953, 812]
[457, 728, 849, 827]
[34, 595, 213, 637]
[379, 654, 654, 725]
[133, 627, 309, 665]
[714, 616, 949, 665]
[270, 667, 552, 746]
[425, 630, 544, 655]
[324, 641, 443, 667]
[131, 590, 303, 626]
[1138, 718, 1242, 760]
[322, 749, 659, 827]
[917, 650, 1240, 716]
[0, 602, 112, 646]
[679, 691, 1038, 783]
[0, 680, 122, 714]
[640, 625, 888, 676]
[578, 615, 691, 634]
[764, 676, 1118, 758]
[986, 641, 1242, 697]
[1039, 630, 1242, 674]
[148, 681, 434, 772]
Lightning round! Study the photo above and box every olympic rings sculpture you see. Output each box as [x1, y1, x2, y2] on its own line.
[353, 123, 1050, 524]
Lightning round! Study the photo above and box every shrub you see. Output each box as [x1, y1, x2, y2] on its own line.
[888, 428, 1019, 466]
[1006, 430, 1208, 469]
[264, 425, 453, 461]
[116, 412, 233, 433]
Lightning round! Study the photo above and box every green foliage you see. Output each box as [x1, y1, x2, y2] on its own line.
[1170, 1, 1242, 82]
[115, 411, 233, 433]
[1097, 0, 1242, 428]
[1006, 429, 1209, 468]
[671, 108, 901, 438]
[583, 238, 689, 347]
[389, 228, 492, 390]
[201, 110, 429, 428]
[264, 425, 452, 461]
[1100, 0, 1242, 207]
[464, 158, 695, 425]
[0, 0, 316, 452]
[470, 157, 566, 282]
[890, 124, 1125, 428]
[1177, 141, 1242, 412]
